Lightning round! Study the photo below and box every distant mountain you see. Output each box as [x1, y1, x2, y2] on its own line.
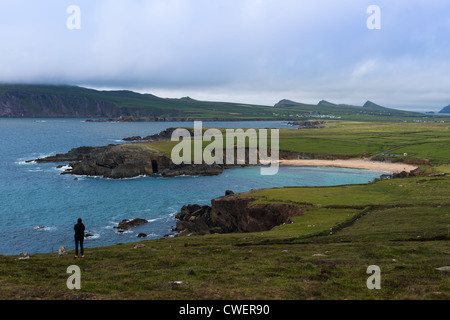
[363, 100, 383, 108]
[273, 98, 425, 119]
[439, 105, 450, 114]
[274, 99, 311, 108]
[317, 100, 337, 107]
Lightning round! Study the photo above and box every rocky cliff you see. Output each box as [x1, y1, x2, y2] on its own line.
[0, 90, 118, 117]
[175, 194, 305, 236]
[0, 89, 140, 118]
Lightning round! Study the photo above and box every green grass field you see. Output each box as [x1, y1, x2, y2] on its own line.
[145, 121, 450, 165]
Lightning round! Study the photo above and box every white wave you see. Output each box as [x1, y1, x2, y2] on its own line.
[145, 232, 158, 237]
[75, 174, 150, 180]
[116, 229, 134, 235]
[36, 152, 56, 159]
[175, 174, 199, 178]
[15, 160, 34, 165]
[33, 226, 56, 231]
[55, 165, 72, 172]
[16, 151, 56, 165]
[85, 232, 100, 240]
[167, 211, 177, 217]
[122, 175, 149, 180]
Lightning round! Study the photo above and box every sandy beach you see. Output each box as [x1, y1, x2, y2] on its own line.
[278, 159, 417, 173]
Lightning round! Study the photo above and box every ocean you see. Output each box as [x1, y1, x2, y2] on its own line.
[0, 119, 389, 255]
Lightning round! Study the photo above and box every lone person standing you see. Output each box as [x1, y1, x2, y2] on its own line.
[74, 218, 85, 258]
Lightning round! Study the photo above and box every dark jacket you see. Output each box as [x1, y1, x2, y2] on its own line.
[74, 222, 85, 240]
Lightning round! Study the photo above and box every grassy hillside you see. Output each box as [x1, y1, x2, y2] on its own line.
[2, 84, 450, 121]
[278, 121, 450, 164]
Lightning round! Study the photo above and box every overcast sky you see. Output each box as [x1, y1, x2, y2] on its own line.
[0, 0, 449, 111]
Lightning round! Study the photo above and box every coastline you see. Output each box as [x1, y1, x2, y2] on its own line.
[278, 159, 418, 173]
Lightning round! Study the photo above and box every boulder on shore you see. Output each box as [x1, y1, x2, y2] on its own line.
[17, 252, 30, 260]
[59, 246, 67, 256]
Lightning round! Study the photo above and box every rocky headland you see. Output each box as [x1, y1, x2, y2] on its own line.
[174, 191, 305, 236]
[31, 142, 224, 178]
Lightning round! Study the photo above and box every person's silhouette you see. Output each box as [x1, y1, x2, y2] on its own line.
[74, 218, 85, 258]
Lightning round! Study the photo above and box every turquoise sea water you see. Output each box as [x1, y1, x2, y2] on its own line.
[0, 119, 389, 255]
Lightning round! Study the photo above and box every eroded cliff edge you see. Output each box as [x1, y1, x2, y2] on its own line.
[175, 193, 305, 236]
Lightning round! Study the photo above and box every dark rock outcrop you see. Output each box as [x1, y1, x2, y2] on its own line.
[287, 120, 326, 128]
[379, 169, 419, 180]
[392, 170, 418, 179]
[32, 143, 224, 178]
[114, 218, 148, 230]
[175, 193, 305, 236]
[161, 163, 224, 178]
[122, 127, 194, 142]
[65, 144, 172, 178]
[29, 146, 98, 163]
[122, 136, 143, 142]
[175, 205, 215, 236]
